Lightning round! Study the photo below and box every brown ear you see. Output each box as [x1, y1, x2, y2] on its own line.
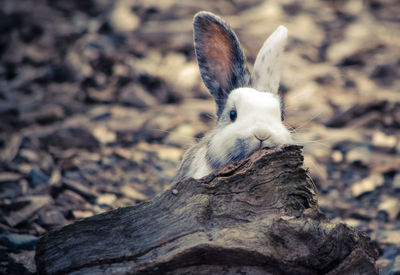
[194, 12, 250, 118]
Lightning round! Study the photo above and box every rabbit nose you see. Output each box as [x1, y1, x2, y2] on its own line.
[252, 129, 271, 142]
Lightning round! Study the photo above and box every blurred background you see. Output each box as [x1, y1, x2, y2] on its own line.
[0, 0, 399, 273]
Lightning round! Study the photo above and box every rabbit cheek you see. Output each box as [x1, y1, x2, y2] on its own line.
[207, 128, 236, 168]
[227, 138, 249, 163]
[205, 149, 223, 171]
[268, 127, 292, 146]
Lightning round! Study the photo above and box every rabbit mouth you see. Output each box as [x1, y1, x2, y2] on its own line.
[258, 143, 266, 149]
[253, 142, 270, 151]
[259, 141, 279, 150]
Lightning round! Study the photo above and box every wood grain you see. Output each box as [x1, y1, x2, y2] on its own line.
[36, 145, 378, 274]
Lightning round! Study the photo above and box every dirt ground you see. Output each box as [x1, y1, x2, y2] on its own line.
[0, 0, 399, 273]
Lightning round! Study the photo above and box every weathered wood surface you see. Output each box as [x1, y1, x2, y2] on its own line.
[35, 145, 378, 274]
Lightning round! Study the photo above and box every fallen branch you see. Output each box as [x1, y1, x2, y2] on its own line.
[35, 145, 378, 274]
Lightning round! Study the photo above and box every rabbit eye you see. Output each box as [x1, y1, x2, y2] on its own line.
[229, 110, 237, 122]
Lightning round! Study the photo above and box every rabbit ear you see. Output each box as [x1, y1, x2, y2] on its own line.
[194, 11, 250, 117]
[252, 26, 288, 94]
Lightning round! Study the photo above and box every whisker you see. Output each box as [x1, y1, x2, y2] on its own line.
[290, 132, 333, 148]
[290, 112, 324, 131]
[200, 113, 218, 122]
[297, 140, 331, 148]
[149, 128, 199, 142]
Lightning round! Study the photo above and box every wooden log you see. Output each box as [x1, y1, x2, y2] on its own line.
[35, 145, 378, 274]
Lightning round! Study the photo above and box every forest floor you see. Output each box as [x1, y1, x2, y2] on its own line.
[0, 0, 399, 273]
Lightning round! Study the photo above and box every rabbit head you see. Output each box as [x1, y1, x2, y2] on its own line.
[175, 12, 292, 181]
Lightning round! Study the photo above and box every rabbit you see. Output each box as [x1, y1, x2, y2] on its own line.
[174, 11, 292, 182]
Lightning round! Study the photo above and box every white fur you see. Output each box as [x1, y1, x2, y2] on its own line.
[175, 14, 291, 182]
[252, 25, 288, 93]
[207, 88, 292, 170]
[191, 146, 212, 179]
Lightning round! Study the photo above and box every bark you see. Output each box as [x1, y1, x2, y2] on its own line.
[35, 145, 378, 274]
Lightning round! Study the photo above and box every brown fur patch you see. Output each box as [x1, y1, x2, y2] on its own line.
[197, 19, 233, 88]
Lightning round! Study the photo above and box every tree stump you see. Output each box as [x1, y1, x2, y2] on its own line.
[35, 145, 378, 274]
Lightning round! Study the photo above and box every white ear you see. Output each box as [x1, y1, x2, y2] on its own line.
[252, 25, 288, 94]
